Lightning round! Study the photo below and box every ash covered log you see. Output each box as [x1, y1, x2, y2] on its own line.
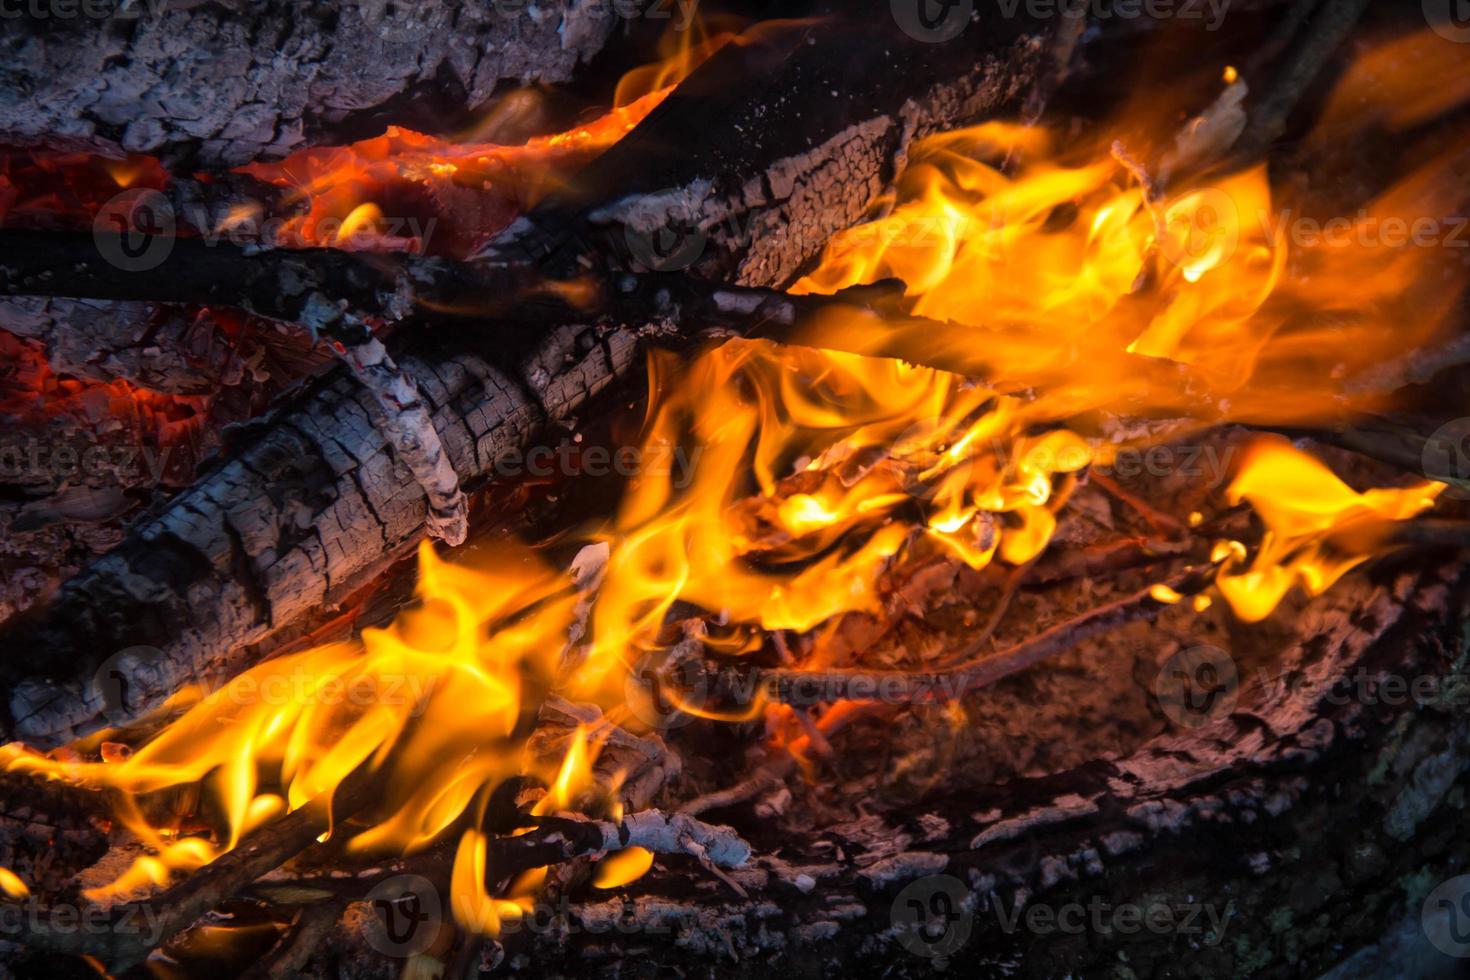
[481, 13, 1054, 286]
[0, 0, 643, 169]
[0, 14, 1061, 746]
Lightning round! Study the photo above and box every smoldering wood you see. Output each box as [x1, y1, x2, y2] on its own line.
[7, 766, 381, 970]
[0, 297, 244, 395]
[0, 0, 641, 170]
[478, 14, 1056, 287]
[476, 559, 1470, 978]
[0, 14, 1061, 748]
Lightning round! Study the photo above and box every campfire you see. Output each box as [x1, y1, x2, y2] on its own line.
[1, 2, 1468, 977]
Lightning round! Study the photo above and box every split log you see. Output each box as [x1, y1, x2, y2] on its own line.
[0, 14, 1061, 747]
[0, 0, 641, 169]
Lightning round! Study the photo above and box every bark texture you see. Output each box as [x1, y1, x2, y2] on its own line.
[489, 14, 1052, 287]
[0, 0, 638, 169]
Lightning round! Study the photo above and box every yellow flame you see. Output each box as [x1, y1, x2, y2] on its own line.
[593, 847, 655, 889]
[3, 29, 1465, 931]
[0, 867, 28, 899]
[1215, 438, 1441, 621]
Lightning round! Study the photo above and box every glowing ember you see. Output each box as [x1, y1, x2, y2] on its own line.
[236, 21, 734, 258]
[3, 29, 1467, 940]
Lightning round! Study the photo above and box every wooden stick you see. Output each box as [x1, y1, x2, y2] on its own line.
[6, 769, 380, 970]
[748, 563, 1217, 706]
[1231, 0, 1372, 161]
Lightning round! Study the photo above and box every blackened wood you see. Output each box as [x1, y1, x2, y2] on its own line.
[484, 561, 1470, 979]
[0, 12, 1058, 747]
[479, 14, 1055, 286]
[0, 0, 637, 169]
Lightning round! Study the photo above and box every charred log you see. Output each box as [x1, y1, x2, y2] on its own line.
[0, 14, 1060, 747]
[0, 0, 641, 170]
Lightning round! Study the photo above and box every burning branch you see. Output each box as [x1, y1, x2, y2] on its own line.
[713, 563, 1218, 709]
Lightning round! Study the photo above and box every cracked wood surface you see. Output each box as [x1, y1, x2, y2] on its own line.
[0, 0, 636, 169]
[482, 14, 1053, 287]
[0, 14, 1056, 746]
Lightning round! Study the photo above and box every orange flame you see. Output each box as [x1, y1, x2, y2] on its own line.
[4, 30, 1467, 935]
[238, 19, 733, 257]
[1215, 437, 1442, 622]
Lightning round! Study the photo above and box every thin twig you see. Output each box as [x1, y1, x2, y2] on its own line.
[755, 563, 1218, 705]
[1231, 0, 1372, 162]
[6, 769, 380, 969]
[1087, 470, 1187, 536]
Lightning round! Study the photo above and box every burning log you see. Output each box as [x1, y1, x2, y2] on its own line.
[4, 9, 1469, 979]
[0, 14, 1060, 746]
[0, 0, 643, 169]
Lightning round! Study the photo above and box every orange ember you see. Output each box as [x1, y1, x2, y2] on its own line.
[4, 29, 1468, 938]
